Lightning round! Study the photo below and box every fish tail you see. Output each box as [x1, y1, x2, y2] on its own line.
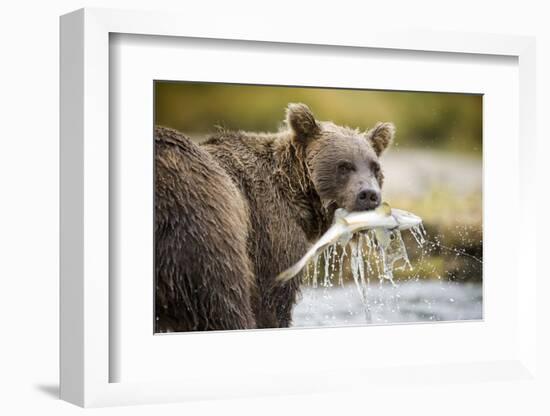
[275, 263, 303, 283]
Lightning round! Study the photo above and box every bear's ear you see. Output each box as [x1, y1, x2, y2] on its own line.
[286, 103, 320, 143]
[365, 122, 395, 156]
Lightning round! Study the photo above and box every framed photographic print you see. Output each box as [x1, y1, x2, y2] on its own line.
[60, 7, 538, 407]
[152, 81, 483, 333]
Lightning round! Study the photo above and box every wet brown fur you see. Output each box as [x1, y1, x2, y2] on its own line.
[155, 103, 394, 331]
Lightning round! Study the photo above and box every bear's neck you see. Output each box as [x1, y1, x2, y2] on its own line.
[203, 130, 332, 241]
[272, 133, 332, 241]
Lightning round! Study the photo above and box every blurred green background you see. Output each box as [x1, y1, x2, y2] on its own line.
[155, 81, 483, 282]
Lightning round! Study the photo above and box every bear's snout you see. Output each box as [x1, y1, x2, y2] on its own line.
[355, 188, 381, 211]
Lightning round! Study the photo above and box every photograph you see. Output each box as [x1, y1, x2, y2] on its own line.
[154, 82, 483, 333]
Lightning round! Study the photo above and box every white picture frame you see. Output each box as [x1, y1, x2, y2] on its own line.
[60, 7, 538, 408]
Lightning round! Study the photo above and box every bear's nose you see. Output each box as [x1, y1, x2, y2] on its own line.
[355, 189, 380, 211]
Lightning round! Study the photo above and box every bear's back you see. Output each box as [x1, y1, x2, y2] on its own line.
[154, 126, 256, 332]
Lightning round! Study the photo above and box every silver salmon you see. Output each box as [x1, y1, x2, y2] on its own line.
[275, 202, 422, 283]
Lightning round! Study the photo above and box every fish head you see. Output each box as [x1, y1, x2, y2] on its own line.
[391, 209, 423, 230]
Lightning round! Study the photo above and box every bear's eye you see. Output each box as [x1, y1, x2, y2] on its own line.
[371, 161, 381, 174]
[337, 162, 355, 175]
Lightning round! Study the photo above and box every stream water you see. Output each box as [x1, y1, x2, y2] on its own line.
[292, 281, 482, 327]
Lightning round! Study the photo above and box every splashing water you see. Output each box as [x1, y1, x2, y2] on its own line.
[410, 223, 427, 246]
[299, 219, 485, 326]
[312, 255, 319, 288]
[297, 220, 484, 326]
[338, 243, 347, 287]
[302, 225, 430, 323]
[375, 229, 413, 287]
[348, 237, 371, 322]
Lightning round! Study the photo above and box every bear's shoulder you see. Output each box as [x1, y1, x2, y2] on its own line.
[155, 125, 191, 149]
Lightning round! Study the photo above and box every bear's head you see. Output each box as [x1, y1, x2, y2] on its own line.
[286, 103, 394, 213]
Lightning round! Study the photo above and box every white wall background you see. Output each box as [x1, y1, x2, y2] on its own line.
[0, 1, 548, 415]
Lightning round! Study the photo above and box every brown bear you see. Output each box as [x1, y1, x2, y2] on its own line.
[155, 103, 394, 332]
